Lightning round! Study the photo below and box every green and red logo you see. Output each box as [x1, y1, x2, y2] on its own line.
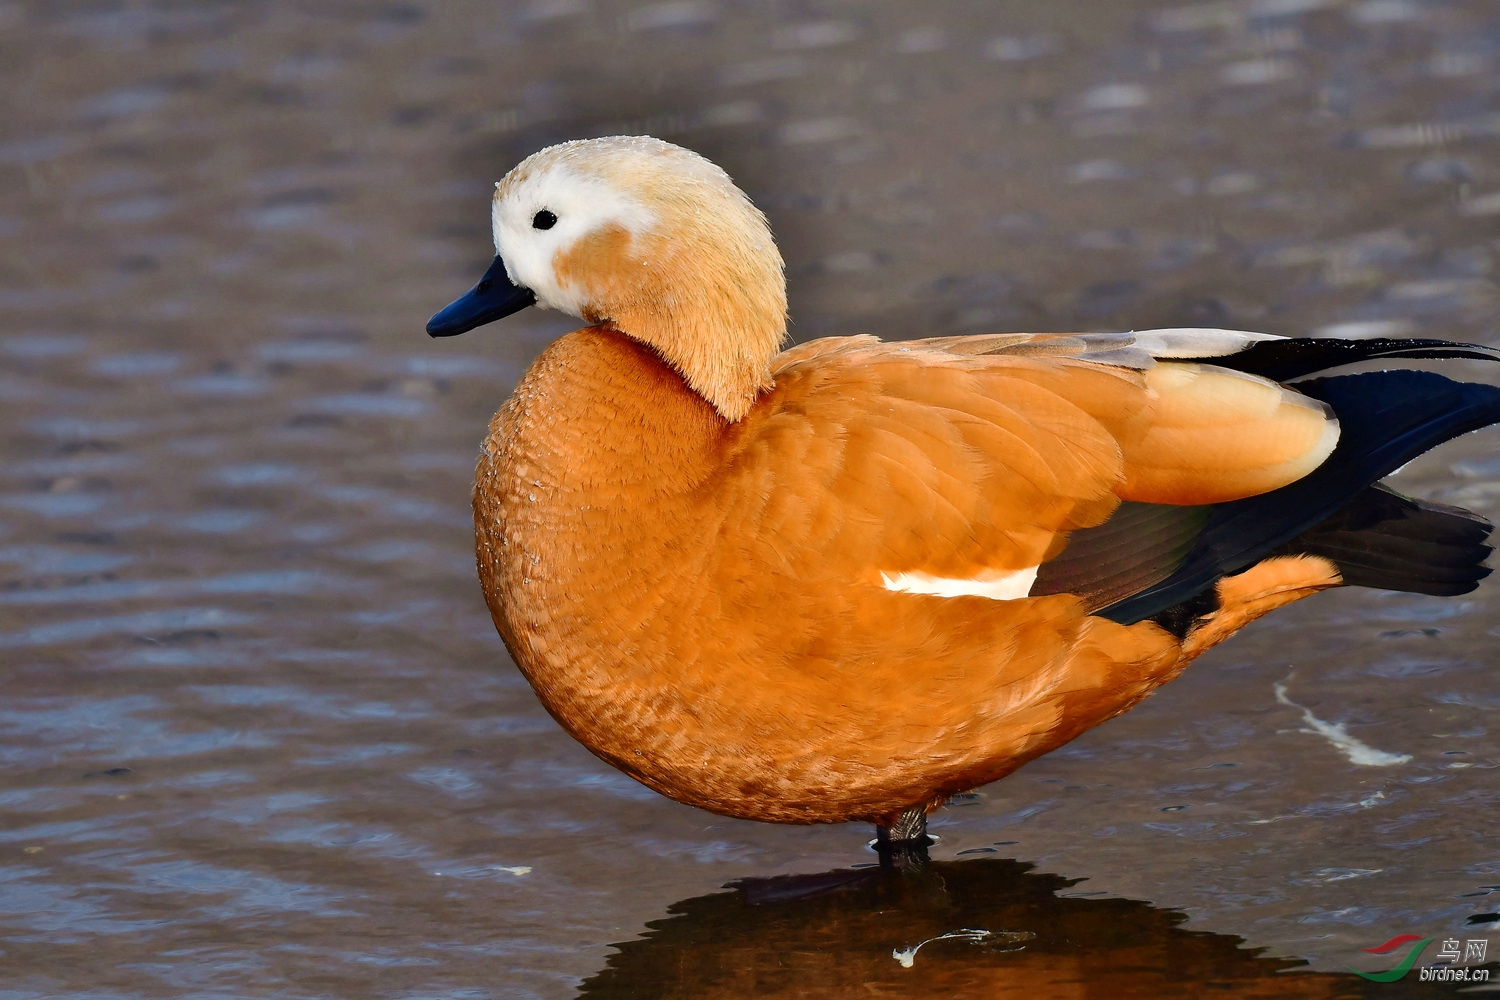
[1348, 935, 1433, 982]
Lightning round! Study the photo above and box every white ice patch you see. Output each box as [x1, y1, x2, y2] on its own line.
[893, 929, 994, 969]
[1131, 327, 1283, 358]
[881, 565, 1039, 601]
[1274, 677, 1412, 767]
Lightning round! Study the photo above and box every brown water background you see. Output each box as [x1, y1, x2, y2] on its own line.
[3, 0, 1500, 996]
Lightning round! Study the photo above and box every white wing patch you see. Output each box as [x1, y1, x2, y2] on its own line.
[881, 566, 1040, 601]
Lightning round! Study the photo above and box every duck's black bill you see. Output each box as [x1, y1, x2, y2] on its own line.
[426, 255, 536, 338]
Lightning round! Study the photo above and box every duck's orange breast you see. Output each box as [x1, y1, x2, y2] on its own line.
[473, 327, 1340, 825]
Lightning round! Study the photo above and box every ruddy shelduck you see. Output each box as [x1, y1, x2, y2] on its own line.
[428, 136, 1500, 845]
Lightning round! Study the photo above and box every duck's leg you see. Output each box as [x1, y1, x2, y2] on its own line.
[876, 805, 928, 845]
[874, 805, 930, 870]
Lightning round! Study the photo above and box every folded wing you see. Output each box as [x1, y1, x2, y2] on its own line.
[742, 335, 1346, 593]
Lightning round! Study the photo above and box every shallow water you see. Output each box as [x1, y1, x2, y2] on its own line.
[2, 0, 1500, 996]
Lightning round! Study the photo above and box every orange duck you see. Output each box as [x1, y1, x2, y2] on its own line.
[428, 136, 1500, 846]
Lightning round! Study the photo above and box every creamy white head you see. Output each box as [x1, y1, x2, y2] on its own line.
[488, 136, 789, 421]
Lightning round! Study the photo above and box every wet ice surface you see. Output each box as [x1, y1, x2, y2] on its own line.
[2, 0, 1500, 996]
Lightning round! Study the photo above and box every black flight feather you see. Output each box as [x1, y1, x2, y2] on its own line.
[1180, 336, 1500, 383]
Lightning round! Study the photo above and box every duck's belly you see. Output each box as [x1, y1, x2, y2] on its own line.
[475, 486, 1179, 823]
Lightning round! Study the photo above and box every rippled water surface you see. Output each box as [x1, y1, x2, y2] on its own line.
[4, 1, 1500, 996]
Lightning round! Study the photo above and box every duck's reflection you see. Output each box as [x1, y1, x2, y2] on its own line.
[579, 854, 1425, 998]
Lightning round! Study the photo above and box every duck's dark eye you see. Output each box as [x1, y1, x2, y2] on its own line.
[532, 209, 557, 231]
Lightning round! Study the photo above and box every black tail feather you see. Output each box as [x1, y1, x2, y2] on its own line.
[1270, 484, 1493, 597]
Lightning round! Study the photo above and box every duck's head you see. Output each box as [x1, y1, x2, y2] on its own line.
[427, 136, 788, 421]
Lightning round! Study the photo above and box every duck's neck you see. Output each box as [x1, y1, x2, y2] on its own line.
[607, 301, 780, 423]
[488, 325, 727, 504]
[563, 228, 787, 422]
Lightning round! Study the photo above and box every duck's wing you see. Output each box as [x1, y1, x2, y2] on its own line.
[1088, 368, 1500, 624]
[914, 329, 1500, 616]
[741, 339, 1340, 592]
[756, 332, 1500, 620]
